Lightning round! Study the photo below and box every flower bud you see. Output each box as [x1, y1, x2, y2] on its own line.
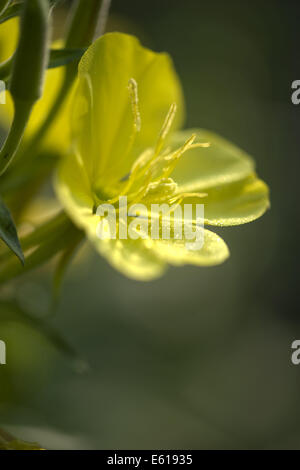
[9, 0, 50, 102]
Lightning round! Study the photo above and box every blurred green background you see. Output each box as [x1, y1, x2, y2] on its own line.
[0, 0, 300, 449]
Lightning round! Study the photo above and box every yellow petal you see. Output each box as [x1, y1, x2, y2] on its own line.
[171, 129, 255, 192]
[55, 153, 166, 280]
[54, 151, 94, 231]
[89, 234, 167, 281]
[180, 174, 270, 226]
[32, 77, 72, 155]
[148, 229, 229, 267]
[0, 18, 18, 126]
[204, 174, 270, 226]
[73, 32, 185, 186]
[0, 27, 73, 156]
[0, 17, 18, 62]
[56, 151, 228, 278]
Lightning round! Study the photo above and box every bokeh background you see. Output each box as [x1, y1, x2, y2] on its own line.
[0, 0, 300, 449]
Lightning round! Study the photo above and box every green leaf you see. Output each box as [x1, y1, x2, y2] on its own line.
[0, 48, 86, 83]
[0, 1, 57, 26]
[0, 196, 24, 264]
[0, 1, 22, 25]
[49, 47, 86, 69]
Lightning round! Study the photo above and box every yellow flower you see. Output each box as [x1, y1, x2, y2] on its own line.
[55, 33, 269, 280]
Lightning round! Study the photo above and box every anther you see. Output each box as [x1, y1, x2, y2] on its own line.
[128, 78, 141, 132]
[190, 142, 210, 149]
[155, 102, 177, 156]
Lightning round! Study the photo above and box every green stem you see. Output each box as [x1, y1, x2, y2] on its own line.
[0, 0, 50, 176]
[20, 211, 69, 249]
[96, 0, 112, 37]
[0, 211, 72, 263]
[0, 55, 13, 82]
[0, 213, 83, 284]
[0, 99, 33, 176]
[65, 0, 105, 48]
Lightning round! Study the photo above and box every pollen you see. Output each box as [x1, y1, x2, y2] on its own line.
[128, 78, 141, 132]
[110, 85, 211, 209]
[155, 102, 177, 156]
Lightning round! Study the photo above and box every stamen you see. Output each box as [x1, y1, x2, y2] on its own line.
[107, 79, 141, 179]
[161, 134, 196, 178]
[110, 149, 153, 203]
[165, 192, 207, 218]
[128, 78, 141, 132]
[167, 133, 196, 159]
[189, 142, 210, 149]
[169, 192, 207, 205]
[126, 170, 154, 204]
[131, 148, 153, 175]
[111, 78, 142, 182]
[143, 178, 177, 202]
[155, 103, 177, 156]
[128, 134, 199, 195]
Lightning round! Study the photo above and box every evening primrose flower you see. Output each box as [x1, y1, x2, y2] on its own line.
[55, 33, 269, 280]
